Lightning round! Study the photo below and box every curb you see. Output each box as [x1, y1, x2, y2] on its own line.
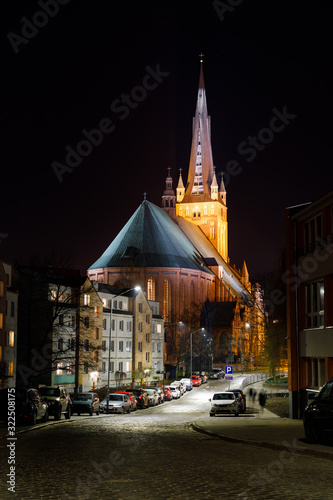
[191, 422, 333, 461]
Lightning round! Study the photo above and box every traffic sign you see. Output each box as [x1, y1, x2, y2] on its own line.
[225, 366, 233, 375]
[225, 375, 233, 380]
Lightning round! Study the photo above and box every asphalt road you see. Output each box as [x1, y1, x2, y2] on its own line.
[0, 378, 331, 500]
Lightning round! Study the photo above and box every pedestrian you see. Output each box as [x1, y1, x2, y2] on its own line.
[259, 390, 266, 411]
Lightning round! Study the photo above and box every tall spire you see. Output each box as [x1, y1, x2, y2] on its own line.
[183, 58, 214, 201]
[176, 168, 185, 202]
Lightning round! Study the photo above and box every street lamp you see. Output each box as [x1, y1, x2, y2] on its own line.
[106, 285, 141, 414]
[190, 328, 205, 379]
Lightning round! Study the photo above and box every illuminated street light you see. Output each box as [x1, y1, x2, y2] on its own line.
[106, 285, 141, 414]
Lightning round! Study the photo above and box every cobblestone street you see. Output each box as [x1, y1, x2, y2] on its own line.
[1, 381, 332, 500]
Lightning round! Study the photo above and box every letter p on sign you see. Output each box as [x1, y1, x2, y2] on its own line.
[225, 366, 233, 374]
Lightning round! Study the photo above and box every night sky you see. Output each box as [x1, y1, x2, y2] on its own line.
[1, 0, 332, 279]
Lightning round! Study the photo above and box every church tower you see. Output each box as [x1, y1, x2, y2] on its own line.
[176, 60, 228, 261]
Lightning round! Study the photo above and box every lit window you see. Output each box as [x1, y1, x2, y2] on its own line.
[84, 294, 90, 306]
[9, 331, 14, 347]
[56, 363, 63, 375]
[67, 363, 74, 375]
[50, 290, 57, 301]
[94, 328, 99, 339]
[211, 205, 215, 215]
[0, 313, 4, 329]
[306, 280, 324, 328]
[126, 361, 132, 372]
[8, 362, 14, 377]
[147, 278, 156, 301]
[163, 279, 171, 321]
[157, 324, 162, 333]
[94, 306, 100, 317]
[93, 351, 99, 363]
[102, 298, 107, 307]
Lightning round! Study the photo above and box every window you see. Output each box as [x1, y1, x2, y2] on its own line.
[138, 342, 142, 352]
[103, 319, 107, 330]
[204, 205, 208, 215]
[119, 320, 124, 331]
[111, 340, 114, 352]
[101, 362, 106, 372]
[186, 206, 189, 217]
[109, 361, 114, 373]
[10, 302, 15, 317]
[83, 316, 89, 328]
[138, 322, 143, 332]
[68, 316, 76, 328]
[84, 294, 90, 306]
[138, 362, 142, 371]
[306, 280, 324, 328]
[126, 361, 131, 372]
[93, 351, 99, 363]
[210, 222, 215, 239]
[146, 352, 149, 362]
[163, 279, 171, 321]
[210, 205, 215, 215]
[56, 363, 63, 376]
[0, 313, 3, 329]
[119, 301, 123, 310]
[68, 338, 75, 351]
[58, 314, 64, 326]
[111, 319, 115, 331]
[138, 303, 143, 313]
[147, 278, 156, 301]
[94, 306, 100, 318]
[304, 214, 323, 253]
[102, 298, 107, 307]
[126, 321, 132, 332]
[126, 341, 132, 352]
[83, 339, 89, 351]
[102, 340, 106, 351]
[157, 324, 162, 333]
[83, 362, 88, 374]
[94, 328, 99, 340]
[157, 342, 161, 353]
[119, 361, 123, 372]
[146, 314, 150, 324]
[58, 338, 63, 351]
[152, 342, 155, 352]
[8, 362, 14, 377]
[113, 300, 117, 309]
[50, 290, 57, 301]
[64, 293, 70, 302]
[67, 363, 74, 375]
[146, 333, 150, 343]
[9, 331, 14, 347]
[119, 341, 123, 352]
[0, 281, 4, 297]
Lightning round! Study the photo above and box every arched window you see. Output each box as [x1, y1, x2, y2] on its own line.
[180, 281, 185, 312]
[147, 278, 156, 301]
[163, 279, 172, 321]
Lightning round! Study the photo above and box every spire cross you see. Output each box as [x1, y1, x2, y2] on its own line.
[199, 52, 204, 62]
[143, 192, 147, 200]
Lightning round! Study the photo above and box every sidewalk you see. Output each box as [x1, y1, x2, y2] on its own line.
[193, 379, 333, 460]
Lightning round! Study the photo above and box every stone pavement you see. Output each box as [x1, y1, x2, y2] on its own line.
[193, 379, 333, 460]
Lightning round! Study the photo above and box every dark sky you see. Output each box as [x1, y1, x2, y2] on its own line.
[1, 0, 332, 279]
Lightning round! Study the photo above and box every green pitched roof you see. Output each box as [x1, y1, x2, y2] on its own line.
[88, 200, 213, 274]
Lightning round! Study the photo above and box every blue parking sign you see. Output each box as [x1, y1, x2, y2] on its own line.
[225, 366, 233, 374]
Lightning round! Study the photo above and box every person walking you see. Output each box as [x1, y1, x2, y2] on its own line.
[259, 390, 266, 411]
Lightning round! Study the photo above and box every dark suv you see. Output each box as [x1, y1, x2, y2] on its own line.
[38, 386, 72, 420]
[128, 388, 149, 409]
[303, 377, 333, 443]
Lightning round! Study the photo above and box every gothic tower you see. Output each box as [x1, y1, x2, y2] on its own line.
[176, 61, 228, 261]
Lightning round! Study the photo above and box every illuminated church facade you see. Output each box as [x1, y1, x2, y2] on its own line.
[88, 62, 264, 371]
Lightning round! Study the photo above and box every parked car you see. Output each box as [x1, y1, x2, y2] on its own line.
[180, 378, 193, 391]
[303, 377, 333, 443]
[170, 382, 184, 395]
[0, 387, 48, 425]
[209, 369, 225, 379]
[209, 392, 240, 417]
[226, 389, 247, 413]
[38, 385, 72, 420]
[146, 387, 164, 404]
[191, 375, 202, 387]
[128, 388, 149, 409]
[167, 386, 180, 399]
[72, 392, 100, 416]
[201, 374, 208, 384]
[163, 387, 172, 401]
[115, 391, 137, 411]
[145, 389, 159, 406]
[100, 393, 131, 414]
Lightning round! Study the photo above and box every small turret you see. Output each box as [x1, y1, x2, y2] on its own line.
[219, 172, 227, 205]
[162, 167, 176, 219]
[211, 167, 218, 200]
[176, 168, 185, 203]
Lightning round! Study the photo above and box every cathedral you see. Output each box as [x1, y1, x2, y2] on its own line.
[88, 62, 264, 372]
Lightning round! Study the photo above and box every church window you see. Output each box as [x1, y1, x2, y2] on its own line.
[210, 222, 215, 239]
[163, 279, 172, 322]
[204, 205, 208, 215]
[180, 281, 185, 311]
[210, 205, 215, 215]
[186, 207, 189, 216]
[147, 278, 156, 301]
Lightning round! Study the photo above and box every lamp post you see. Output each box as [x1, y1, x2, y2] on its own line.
[190, 328, 205, 379]
[106, 286, 140, 414]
